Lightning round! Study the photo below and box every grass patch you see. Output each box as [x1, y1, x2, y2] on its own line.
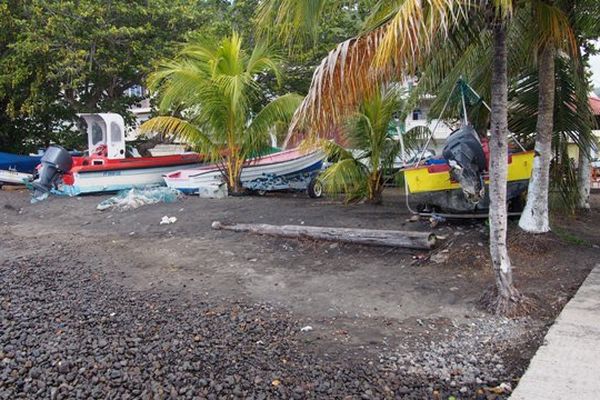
[553, 225, 588, 246]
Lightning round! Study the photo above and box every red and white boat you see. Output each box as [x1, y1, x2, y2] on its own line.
[32, 113, 203, 195]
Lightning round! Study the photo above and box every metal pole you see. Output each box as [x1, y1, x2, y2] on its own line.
[397, 119, 419, 215]
[460, 82, 469, 125]
[415, 85, 454, 166]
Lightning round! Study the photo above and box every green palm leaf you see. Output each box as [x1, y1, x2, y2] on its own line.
[139, 116, 219, 160]
[143, 33, 300, 192]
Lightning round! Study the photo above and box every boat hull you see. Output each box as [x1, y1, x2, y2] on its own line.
[56, 153, 203, 195]
[0, 151, 41, 184]
[0, 170, 32, 185]
[409, 180, 529, 213]
[402, 151, 534, 213]
[62, 163, 203, 195]
[165, 149, 325, 194]
[403, 151, 534, 194]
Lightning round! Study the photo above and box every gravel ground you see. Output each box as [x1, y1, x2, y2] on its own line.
[1, 251, 539, 399]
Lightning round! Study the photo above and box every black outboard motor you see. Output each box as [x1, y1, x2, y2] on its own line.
[442, 125, 486, 203]
[31, 145, 73, 194]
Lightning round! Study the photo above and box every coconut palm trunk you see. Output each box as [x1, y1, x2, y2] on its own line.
[367, 171, 384, 204]
[518, 42, 555, 232]
[486, 22, 523, 314]
[226, 158, 244, 194]
[577, 150, 591, 210]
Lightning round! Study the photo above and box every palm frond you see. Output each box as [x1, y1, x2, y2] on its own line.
[401, 125, 433, 154]
[321, 139, 356, 162]
[139, 116, 219, 159]
[319, 157, 369, 203]
[530, 0, 577, 55]
[283, 0, 475, 146]
[246, 42, 283, 84]
[509, 56, 595, 151]
[246, 93, 303, 152]
[256, 0, 333, 47]
[374, 0, 472, 69]
[509, 55, 597, 210]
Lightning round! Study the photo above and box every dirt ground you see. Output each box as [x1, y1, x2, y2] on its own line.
[1, 187, 599, 398]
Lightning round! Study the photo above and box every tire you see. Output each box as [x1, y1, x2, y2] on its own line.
[307, 177, 323, 198]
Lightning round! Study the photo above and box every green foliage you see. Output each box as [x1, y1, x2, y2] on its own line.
[0, 0, 227, 152]
[509, 55, 597, 212]
[256, 2, 365, 106]
[320, 85, 403, 204]
[0, 0, 363, 153]
[141, 34, 302, 192]
[552, 225, 588, 245]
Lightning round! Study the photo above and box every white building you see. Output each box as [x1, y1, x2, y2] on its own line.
[402, 95, 455, 156]
[126, 86, 188, 156]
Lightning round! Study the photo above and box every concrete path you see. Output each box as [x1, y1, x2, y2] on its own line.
[511, 264, 600, 400]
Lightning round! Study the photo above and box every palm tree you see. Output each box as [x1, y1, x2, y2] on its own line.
[404, 1, 597, 222]
[140, 33, 303, 193]
[258, 0, 532, 314]
[487, 18, 526, 314]
[517, 1, 582, 232]
[319, 85, 403, 204]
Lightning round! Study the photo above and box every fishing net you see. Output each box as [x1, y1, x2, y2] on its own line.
[97, 186, 183, 211]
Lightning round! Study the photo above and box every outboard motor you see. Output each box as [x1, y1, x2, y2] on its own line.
[31, 145, 73, 194]
[442, 125, 486, 204]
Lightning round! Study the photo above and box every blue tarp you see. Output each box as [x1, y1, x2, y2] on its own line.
[0, 151, 41, 173]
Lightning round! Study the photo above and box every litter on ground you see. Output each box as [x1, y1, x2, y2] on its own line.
[97, 187, 183, 211]
[160, 216, 178, 225]
[197, 183, 228, 199]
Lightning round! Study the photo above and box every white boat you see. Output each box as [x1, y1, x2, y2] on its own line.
[164, 148, 325, 195]
[31, 113, 204, 196]
[0, 169, 33, 185]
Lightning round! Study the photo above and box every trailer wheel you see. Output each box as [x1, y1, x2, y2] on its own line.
[307, 178, 323, 198]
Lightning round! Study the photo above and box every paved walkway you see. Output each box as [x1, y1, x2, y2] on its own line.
[511, 264, 600, 400]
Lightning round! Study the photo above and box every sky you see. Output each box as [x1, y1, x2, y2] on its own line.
[589, 40, 600, 91]
[591, 53, 600, 90]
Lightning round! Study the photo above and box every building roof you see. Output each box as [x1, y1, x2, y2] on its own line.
[590, 96, 600, 116]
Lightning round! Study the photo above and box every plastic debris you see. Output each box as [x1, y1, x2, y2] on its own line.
[429, 213, 446, 228]
[30, 192, 49, 204]
[490, 382, 512, 394]
[300, 326, 313, 332]
[97, 187, 183, 211]
[197, 183, 228, 199]
[160, 216, 177, 225]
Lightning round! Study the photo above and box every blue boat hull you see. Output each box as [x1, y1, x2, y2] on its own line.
[0, 151, 41, 174]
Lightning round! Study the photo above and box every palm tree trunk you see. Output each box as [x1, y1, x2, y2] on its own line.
[227, 156, 244, 194]
[518, 42, 555, 233]
[485, 23, 525, 315]
[577, 149, 591, 210]
[367, 171, 383, 204]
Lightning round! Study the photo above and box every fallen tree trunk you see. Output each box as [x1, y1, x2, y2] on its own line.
[211, 221, 436, 250]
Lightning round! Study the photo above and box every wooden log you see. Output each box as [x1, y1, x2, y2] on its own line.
[211, 221, 436, 250]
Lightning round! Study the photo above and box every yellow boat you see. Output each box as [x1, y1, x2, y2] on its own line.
[403, 151, 534, 213]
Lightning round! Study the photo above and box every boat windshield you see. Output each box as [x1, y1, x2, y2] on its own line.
[91, 122, 104, 145]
